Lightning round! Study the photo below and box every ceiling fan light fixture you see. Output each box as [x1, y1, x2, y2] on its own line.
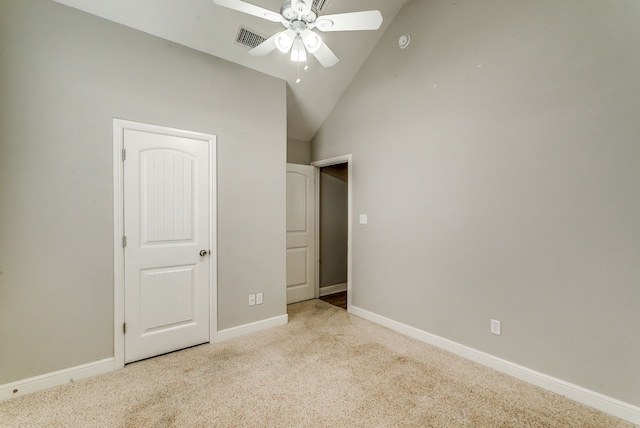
[291, 48, 307, 62]
[291, 36, 307, 62]
[303, 31, 322, 53]
[275, 32, 293, 52]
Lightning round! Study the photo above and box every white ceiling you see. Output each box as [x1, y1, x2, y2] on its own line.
[52, 0, 411, 141]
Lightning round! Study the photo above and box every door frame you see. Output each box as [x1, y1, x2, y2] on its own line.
[112, 119, 217, 369]
[311, 155, 353, 311]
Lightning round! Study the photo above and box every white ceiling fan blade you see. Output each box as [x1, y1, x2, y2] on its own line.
[315, 10, 383, 32]
[249, 32, 280, 56]
[213, 0, 283, 23]
[312, 42, 339, 67]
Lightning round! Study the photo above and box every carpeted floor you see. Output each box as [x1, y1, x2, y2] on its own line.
[0, 300, 632, 427]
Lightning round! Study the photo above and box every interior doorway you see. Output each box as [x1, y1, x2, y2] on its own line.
[311, 155, 352, 311]
[318, 164, 348, 309]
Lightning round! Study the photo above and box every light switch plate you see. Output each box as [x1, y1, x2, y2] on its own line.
[359, 214, 368, 225]
[490, 319, 501, 336]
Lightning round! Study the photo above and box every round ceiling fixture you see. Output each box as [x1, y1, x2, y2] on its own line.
[399, 34, 411, 49]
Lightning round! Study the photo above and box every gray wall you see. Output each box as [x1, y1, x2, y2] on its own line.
[287, 138, 311, 165]
[0, 0, 286, 384]
[320, 165, 348, 288]
[312, 0, 640, 406]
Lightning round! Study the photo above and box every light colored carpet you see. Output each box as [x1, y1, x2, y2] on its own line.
[0, 299, 631, 427]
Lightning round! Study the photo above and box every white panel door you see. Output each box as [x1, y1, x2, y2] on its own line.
[286, 164, 315, 304]
[124, 129, 210, 363]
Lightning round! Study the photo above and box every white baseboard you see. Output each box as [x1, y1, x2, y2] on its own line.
[319, 283, 347, 297]
[0, 358, 115, 402]
[0, 315, 289, 402]
[213, 313, 288, 343]
[349, 305, 640, 426]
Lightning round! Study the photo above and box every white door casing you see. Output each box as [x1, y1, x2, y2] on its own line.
[286, 164, 316, 304]
[113, 120, 216, 367]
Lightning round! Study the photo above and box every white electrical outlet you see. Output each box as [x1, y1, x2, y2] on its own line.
[256, 293, 263, 305]
[249, 294, 256, 306]
[490, 319, 501, 336]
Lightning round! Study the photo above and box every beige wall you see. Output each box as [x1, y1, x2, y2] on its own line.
[312, 0, 640, 406]
[0, 0, 286, 384]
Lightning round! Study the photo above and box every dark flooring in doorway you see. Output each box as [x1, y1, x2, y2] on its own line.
[319, 291, 347, 310]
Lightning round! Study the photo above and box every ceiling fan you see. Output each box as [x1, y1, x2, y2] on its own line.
[213, 0, 383, 68]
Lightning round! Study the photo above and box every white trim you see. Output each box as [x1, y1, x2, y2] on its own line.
[311, 155, 353, 312]
[113, 119, 217, 367]
[0, 359, 115, 402]
[312, 167, 321, 300]
[113, 120, 125, 369]
[319, 283, 347, 297]
[207, 128, 218, 344]
[213, 314, 288, 343]
[349, 305, 640, 425]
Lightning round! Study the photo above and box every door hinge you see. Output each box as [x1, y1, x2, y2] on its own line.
[122, 236, 127, 248]
[123, 322, 127, 334]
[122, 149, 126, 161]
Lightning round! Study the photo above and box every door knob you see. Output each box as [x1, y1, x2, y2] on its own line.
[199, 250, 208, 257]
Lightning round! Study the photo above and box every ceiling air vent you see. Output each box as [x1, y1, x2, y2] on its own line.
[235, 27, 266, 49]
[313, 0, 330, 13]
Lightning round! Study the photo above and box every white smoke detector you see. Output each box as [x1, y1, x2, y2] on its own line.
[399, 34, 411, 49]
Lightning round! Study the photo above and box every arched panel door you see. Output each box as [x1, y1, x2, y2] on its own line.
[124, 128, 211, 363]
[286, 164, 315, 304]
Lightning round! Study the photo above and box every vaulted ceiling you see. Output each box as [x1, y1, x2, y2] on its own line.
[52, 0, 411, 141]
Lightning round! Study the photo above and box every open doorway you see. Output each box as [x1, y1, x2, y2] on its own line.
[318, 164, 348, 309]
[312, 155, 352, 311]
